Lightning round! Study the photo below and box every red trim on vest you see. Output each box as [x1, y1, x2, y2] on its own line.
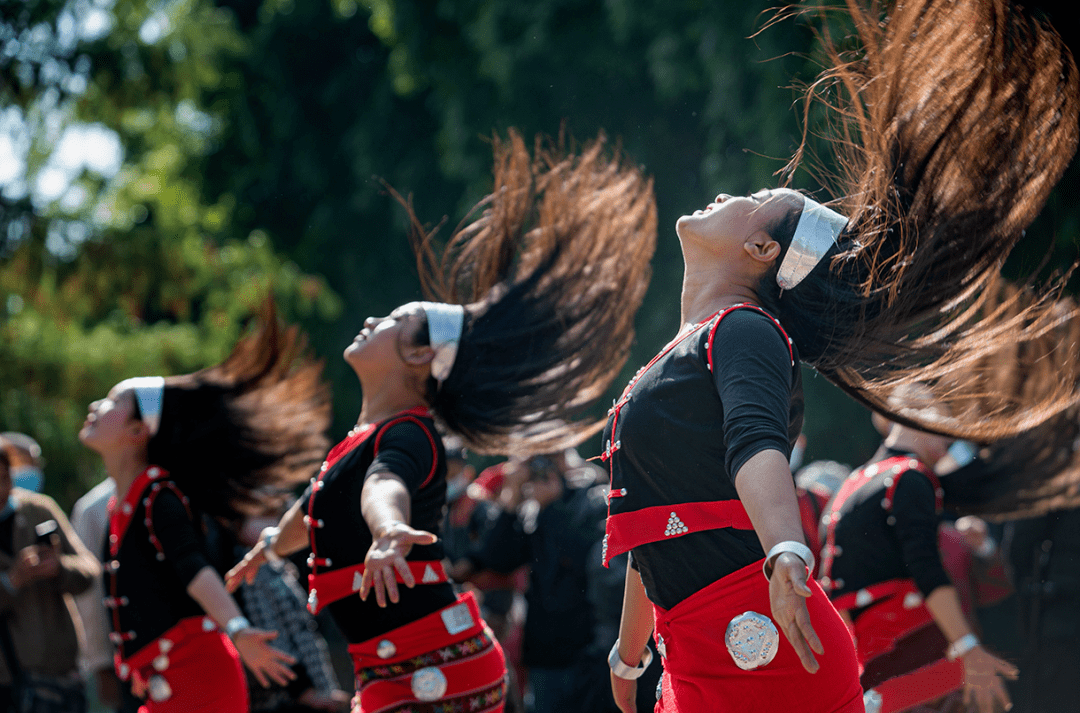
[706, 303, 794, 372]
[306, 406, 434, 577]
[107, 466, 192, 649]
[602, 305, 790, 568]
[373, 411, 439, 489]
[306, 560, 448, 614]
[603, 500, 754, 567]
[108, 465, 175, 558]
[819, 455, 941, 593]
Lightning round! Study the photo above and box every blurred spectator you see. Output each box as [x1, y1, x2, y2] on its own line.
[0, 434, 44, 493]
[231, 514, 349, 713]
[1003, 507, 1080, 713]
[460, 450, 611, 713]
[0, 437, 99, 712]
[70, 477, 140, 713]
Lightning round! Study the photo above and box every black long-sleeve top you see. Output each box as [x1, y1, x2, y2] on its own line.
[301, 413, 456, 644]
[107, 473, 216, 660]
[605, 308, 803, 610]
[825, 449, 951, 599]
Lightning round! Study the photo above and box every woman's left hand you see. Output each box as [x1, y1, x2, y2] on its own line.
[769, 552, 824, 673]
[359, 521, 438, 607]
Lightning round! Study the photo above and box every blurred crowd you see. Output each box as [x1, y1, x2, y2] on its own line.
[2, 417, 1079, 713]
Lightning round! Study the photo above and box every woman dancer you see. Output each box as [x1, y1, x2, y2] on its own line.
[820, 393, 1016, 713]
[227, 132, 656, 713]
[79, 302, 331, 712]
[604, 1, 1079, 712]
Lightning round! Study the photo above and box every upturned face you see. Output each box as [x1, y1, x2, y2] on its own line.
[343, 303, 427, 375]
[675, 187, 803, 255]
[79, 383, 143, 454]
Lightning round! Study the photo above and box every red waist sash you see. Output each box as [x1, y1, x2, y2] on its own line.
[307, 560, 448, 614]
[603, 500, 753, 567]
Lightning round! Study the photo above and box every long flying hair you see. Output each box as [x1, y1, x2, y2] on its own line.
[148, 299, 331, 522]
[758, 0, 1080, 445]
[403, 131, 656, 455]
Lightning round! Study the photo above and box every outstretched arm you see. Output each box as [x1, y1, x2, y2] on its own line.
[734, 447, 823, 674]
[357, 470, 437, 608]
[610, 563, 655, 713]
[226, 497, 308, 591]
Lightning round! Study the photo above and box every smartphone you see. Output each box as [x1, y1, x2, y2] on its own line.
[34, 519, 59, 545]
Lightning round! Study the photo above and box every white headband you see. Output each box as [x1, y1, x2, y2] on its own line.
[117, 376, 165, 436]
[776, 197, 848, 291]
[404, 301, 465, 385]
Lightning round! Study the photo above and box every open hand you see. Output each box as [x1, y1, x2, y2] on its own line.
[768, 552, 824, 673]
[225, 545, 268, 593]
[962, 645, 1018, 713]
[233, 628, 298, 688]
[359, 521, 437, 607]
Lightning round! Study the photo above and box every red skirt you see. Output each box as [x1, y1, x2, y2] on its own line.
[117, 616, 248, 713]
[348, 592, 507, 713]
[652, 560, 863, 713]
[838, 580, 964, 713]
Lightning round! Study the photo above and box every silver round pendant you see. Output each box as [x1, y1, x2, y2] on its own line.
[147, 675, 173, 702]
[724, 611, 780, 671]
[410, 666, 448, 702]
[376, 639, 397, 659]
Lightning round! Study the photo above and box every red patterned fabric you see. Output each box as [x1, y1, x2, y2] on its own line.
[652, 560, 863, 713]
[119, 616, 247, 713]
[348, 592, 507, 713]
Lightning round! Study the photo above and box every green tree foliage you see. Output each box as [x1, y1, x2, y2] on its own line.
[1, 0, 341, 507]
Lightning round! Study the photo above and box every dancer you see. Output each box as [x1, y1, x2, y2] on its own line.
[820, 394, 1016, 713]
[79, 302, 331, 712]
[227, 132, 656, 713]
[604, 1, 1078, 711]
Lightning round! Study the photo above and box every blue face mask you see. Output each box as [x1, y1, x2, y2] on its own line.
[11, 466, 43, 493]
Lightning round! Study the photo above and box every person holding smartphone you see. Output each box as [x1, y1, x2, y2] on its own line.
[0, 436, 100, 712]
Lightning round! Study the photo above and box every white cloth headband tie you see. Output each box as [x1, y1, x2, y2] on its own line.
[117, 376, 165, 436]
[404, 301, 465, 385]
[776, 197, 848, 291]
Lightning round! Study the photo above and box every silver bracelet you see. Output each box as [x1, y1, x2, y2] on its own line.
[260, 527, 282, 563]
[607, 639, 653, 680]
[946, 633, 980, 661]
[763, 541, 815, 581]
[224, 615, 252, 639]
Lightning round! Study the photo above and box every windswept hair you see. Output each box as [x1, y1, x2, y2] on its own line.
[148, 299, 331, 522]
[759, 0, 1080, 444]
[403, 130, 656, 455]
[935, 283, 1080, 518]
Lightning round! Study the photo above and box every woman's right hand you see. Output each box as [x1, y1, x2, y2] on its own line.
[224, 544, 268, 593]
[768, 552, 824, 673]
[232, 628, 298, 688]
[359, 521, 438, 607]
[961, 645, 1018, 713]
[610, 670, 638, 713]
